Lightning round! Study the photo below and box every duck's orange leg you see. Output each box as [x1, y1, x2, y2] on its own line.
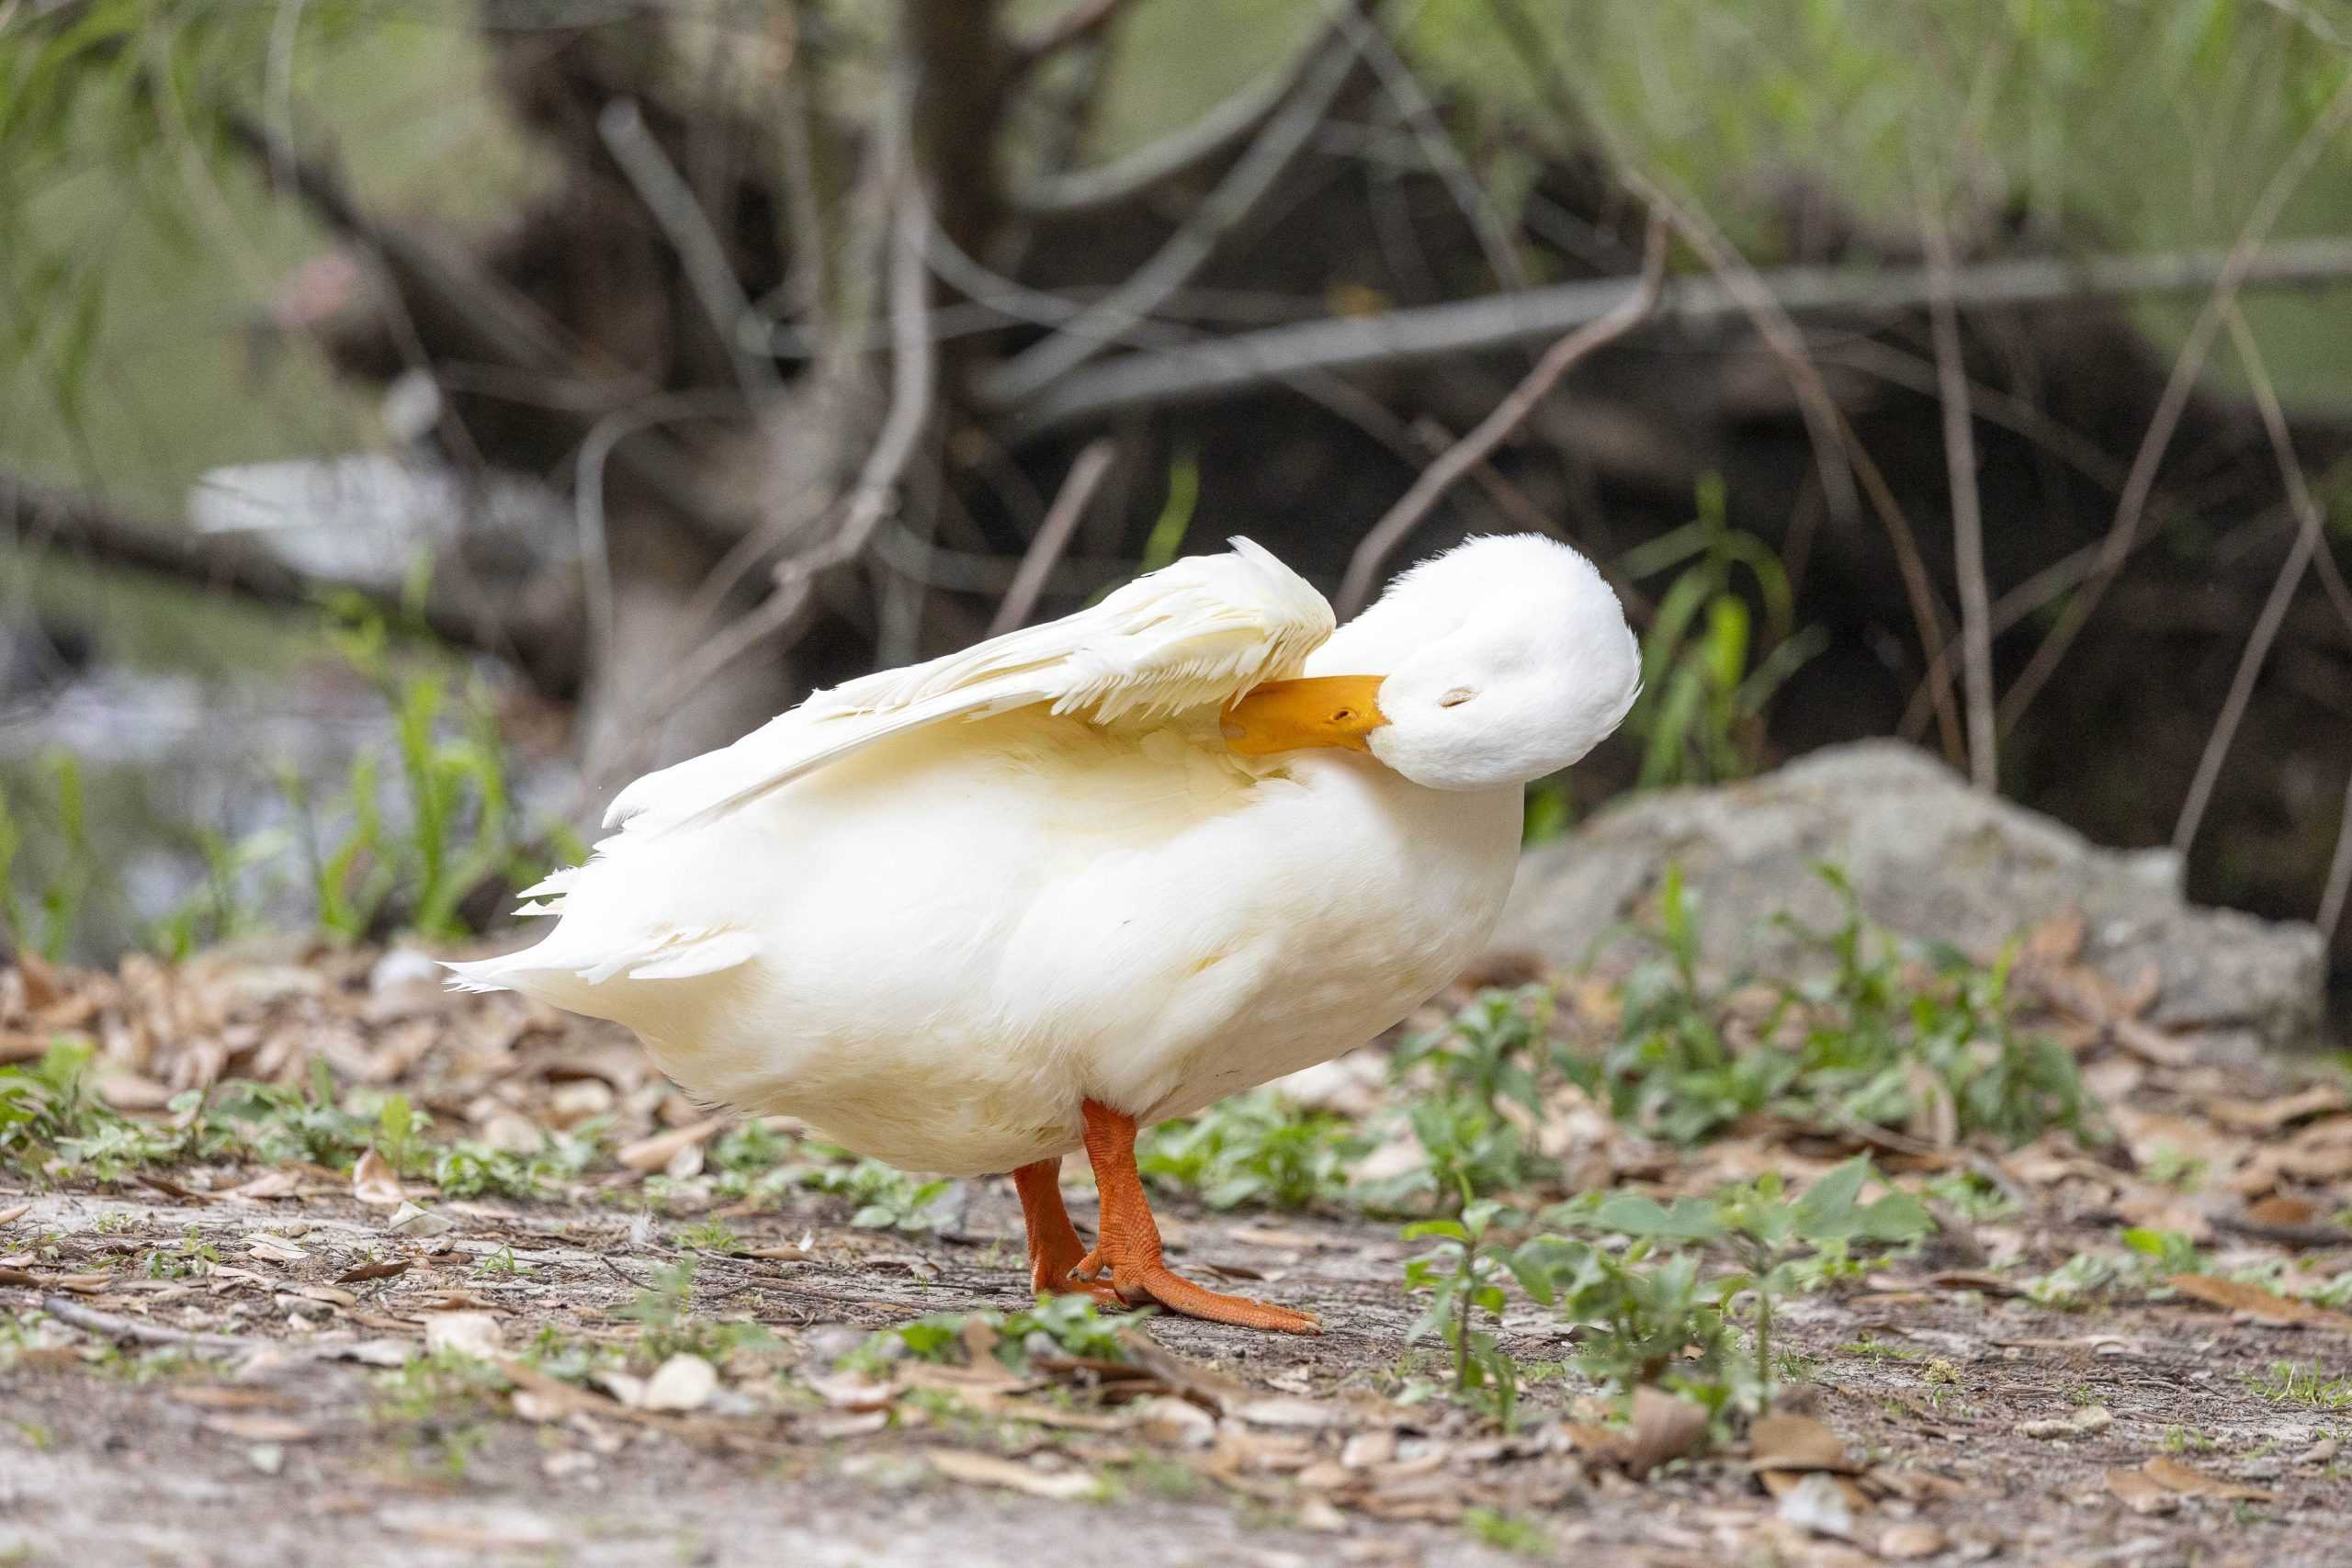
[1079, 1100, 1321, 1335]
[1011, 1158, 1120, 1305]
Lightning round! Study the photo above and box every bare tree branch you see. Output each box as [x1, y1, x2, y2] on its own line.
[974, 26, 1363, 406]
[1920, 203, 1997, 791]
[2321, 773, 2352, 947]
[1011, 28, 1331, 218]
[990, 440, 1116, 635]
[598, 96, 780, 401]
[650, 179, 937, 711]
[2170, 308, 2332, 859]
[1632, 172, 1964, 764]
[1007, 236, 2352, 435]
[1010, 0, 1132, 75]
[1997, 67, 2352, 737]
[1336, 6, 1529, 293]
[1, 473, 582, 689]
[1336, 213, 1667, 615]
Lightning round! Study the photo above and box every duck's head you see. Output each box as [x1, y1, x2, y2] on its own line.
[1223, 535, 1639, 791]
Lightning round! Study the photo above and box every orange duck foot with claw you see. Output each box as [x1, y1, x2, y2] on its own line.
[1009, 1100, 1320, 1336]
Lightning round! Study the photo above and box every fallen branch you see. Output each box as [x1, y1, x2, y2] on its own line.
[1006, 236, 2352, 436]
[40, 1294, 257, 1353]
[1336, 212, 1668, 615]
[2, 473, 583, 690]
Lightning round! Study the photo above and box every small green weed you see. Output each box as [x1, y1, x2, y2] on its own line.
[1463, 1506, 1552, 1556]
[1138, 1089, 1371, 1211]
[854, 1296, 1133, 1376]
[677, 1219, 741, 1254]
[1401, 1201, 1542, 1429]
[0, 753, 95, 962]
[614, 1256, 775, 1364]
[1581, 865, 2094, 1147]
[1402, 1155, 1934, 1430]
[1617, 474, 1826, 789]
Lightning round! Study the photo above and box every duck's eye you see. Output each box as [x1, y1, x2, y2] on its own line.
[1438, 689, 1477, 708]
[1332, 708, 1356, 721]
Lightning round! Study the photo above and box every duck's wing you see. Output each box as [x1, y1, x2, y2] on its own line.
[602, 536, 1334, 838]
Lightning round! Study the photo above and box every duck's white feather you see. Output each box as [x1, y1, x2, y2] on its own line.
[444, 533, 1637, 1177]
[602, 535, 1331, 839]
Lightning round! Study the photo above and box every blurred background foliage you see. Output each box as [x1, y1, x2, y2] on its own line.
[1, 0, 2348, 1009]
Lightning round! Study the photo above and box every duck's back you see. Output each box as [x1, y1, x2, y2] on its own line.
[467, 708, 1520, 1174]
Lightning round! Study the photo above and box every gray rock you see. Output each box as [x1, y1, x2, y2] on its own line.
[1498, 740, 2326, 1053]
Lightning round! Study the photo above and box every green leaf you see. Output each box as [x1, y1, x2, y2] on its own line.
[1791, 1155, 1872, 1238]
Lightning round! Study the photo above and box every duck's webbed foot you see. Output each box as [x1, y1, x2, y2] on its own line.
[1075, 1100, 1322, 1336]
[1012, 1158, 1122, 1306]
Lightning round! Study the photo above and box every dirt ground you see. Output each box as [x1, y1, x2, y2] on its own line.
[3, 939, 2350, 1567]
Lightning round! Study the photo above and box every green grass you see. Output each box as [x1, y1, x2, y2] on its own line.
[2246, 1361, 2352, 1412]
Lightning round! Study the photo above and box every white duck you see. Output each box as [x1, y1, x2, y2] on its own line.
[449, 534, 1638, 1332]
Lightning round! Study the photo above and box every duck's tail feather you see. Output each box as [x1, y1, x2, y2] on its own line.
[441, 925, 760, 998]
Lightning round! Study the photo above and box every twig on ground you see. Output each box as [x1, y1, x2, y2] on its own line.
[990, 440, 1117, 636]
[1920, 203, 1998, 791]
[2171, 307, 2331, 859]
[599, 98, 780, 401]
[976, 28, 1362, 406]
[1007, 237, 2352, 435]
[1336, 212, 1667, 615]
[40, 1294, 257, 1352]
[1997, 68, 2352, 737]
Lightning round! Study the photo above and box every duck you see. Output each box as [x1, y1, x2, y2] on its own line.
[448, 533, 1639, 1333]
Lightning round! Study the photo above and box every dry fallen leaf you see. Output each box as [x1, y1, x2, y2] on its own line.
[1877, 1523, 1947, 1560]
[928, 1449, 1102, 1500]
[1750, 1413, 1860, 1476]
[351, 1148, 405, 1207]
[2018, 1404, 2114, 1439]
[247, 1239, 310, 1266]
[616, 1116, 725, 1175]
[1231, 1395, 1346, 1429]
[2105, 1466, 2179, 1515]
[2140, 1455, 2276, 1502]
[199, 1413, 318, 1443]
[1615, 1387, 1712, 1478]
[1776, 1471, 1858, 1540]
[0, 1202, 29, 1228]
[639, 1353, 718, 1412]
[2169, 1274, 2352, 1332]
[2209, 1083, 2347, 1133]
[423, 1310, 504, 1359]
[2243, 1194, 2325, 1230]
[334, 1258, 413, 1285]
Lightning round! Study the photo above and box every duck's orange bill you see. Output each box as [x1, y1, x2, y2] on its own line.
[1221, 674, 1388, 756]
